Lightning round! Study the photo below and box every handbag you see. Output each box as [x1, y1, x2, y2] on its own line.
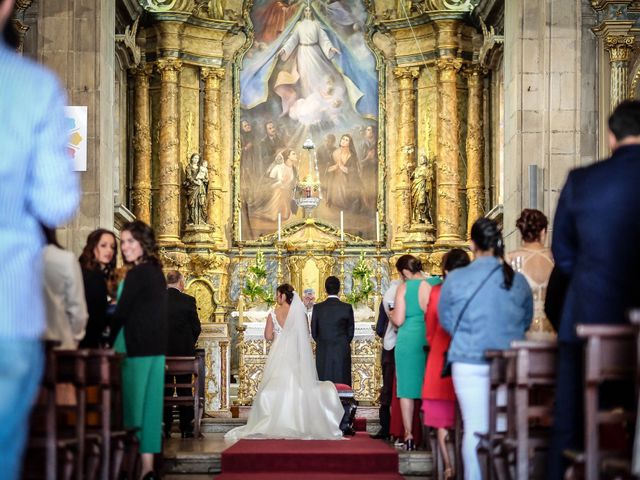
[440, 265, 501, 378]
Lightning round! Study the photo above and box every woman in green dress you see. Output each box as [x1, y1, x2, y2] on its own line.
[112, 221, 167, 480]
[392, 254, 432, 450]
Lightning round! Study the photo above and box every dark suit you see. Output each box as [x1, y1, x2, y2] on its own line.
[548, 144, 640, 479]
[375, 302, 394, 436]
[311, 296, 355, 386]
[164, 288, 201, 435]
[79, 267, 108, 348]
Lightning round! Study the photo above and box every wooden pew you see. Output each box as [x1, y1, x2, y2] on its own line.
[24, 343, 77, 480]
[500, 340, 557, 480]
[164, 356, 204, 438]
[85, 349, 139, 480]
[56, 350, 102, 480]
[566, 324, 636, 480]
[476, 349, 514, 480]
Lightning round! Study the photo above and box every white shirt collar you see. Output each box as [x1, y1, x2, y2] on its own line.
[327, 295, 340, 299]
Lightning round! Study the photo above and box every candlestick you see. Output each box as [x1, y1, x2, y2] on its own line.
[376, 211, 380, 243]
[340, 210, 344, 241]
[278, 212, 282, 241]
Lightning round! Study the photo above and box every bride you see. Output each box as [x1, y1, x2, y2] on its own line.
[225, 284, 344, 440]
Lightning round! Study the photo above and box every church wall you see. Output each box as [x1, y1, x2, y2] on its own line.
[503, 0, 597, 248]
[21, 0, 117, 254]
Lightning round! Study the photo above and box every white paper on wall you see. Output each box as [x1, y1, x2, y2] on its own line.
[64, 106, 88, 172]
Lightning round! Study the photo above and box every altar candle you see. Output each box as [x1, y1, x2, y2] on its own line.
[238, 211, 242, 242]
[376, 211, 380, 242]
[340, 211, 344, 241]
[278, 212, 282, 241]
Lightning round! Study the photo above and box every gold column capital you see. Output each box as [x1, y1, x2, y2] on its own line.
[436, 57, 463, 73]
[131, 63, 153, 78]
[605, 35, 635, 62]
[156, 57, 184, 75]
[393, 66, 421, 82]
[201, 66, 225, 81]
[463, 63, 487, 78]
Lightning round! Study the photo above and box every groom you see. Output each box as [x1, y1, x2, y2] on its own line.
[311, 276, 355, 386]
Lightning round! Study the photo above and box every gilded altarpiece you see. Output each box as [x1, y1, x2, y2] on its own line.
[131, 0, 491, 412]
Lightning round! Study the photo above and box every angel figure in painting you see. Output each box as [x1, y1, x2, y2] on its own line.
[240, 4, 378, 129]
[254, 148, 298, 222]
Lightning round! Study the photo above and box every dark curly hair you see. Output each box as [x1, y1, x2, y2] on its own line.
[441, 248, 470, 277]
[471, 217, 514, 289]
[515, 209, 548, 243]
[395, 254, 423, 275]
[121, 221, 161, 266]
[276, 283, 295, 304]
[79, 228, 117, 274]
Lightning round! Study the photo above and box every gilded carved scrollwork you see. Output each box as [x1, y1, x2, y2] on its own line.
[201, 67, 226, 246]
[393, 66, 420, 243]
[156, 58, 184, 244]
[185, 278, 216, 322]
[423, 0, 479, 11]
[435, 56, 463, 243]
[10, 0, 33, 53]
[465, 65, 485, 237]
[286, 253, 336, 297]
[131, 64, 153, 225]
[236, 327, 381, 404]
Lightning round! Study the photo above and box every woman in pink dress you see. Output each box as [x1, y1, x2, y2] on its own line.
[422, 249, 470, 479]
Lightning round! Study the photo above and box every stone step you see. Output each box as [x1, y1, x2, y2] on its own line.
[200, 418, 382, 435]
[200, 405, 382, 434]
[163, 434, 432, 477]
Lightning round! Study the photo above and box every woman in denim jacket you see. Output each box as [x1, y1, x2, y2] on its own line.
[439, 218, 533, 480]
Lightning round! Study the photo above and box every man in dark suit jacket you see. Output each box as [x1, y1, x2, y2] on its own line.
[548, 100, 640, 479]
[311, 276, 355, 386]
[163, 271, 201, 438]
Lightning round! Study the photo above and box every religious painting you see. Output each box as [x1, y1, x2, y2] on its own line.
[238, 0, 379, 241]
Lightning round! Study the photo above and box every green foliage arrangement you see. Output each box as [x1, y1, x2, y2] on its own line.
[346, 251, 374, 306]
[242, 250, 275, 306]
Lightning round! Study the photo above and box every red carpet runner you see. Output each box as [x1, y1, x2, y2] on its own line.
[217, 432, 403, 479]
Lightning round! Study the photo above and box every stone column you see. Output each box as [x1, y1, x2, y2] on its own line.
[131, 64, 153, 224]
[605, 35, 634, 111]
[156, 58, 183, 244]
[435, 56, 463, 243]
[465, 65, 485, 237]
[393, 66, 420, 243]
[201, 67, 225, 246]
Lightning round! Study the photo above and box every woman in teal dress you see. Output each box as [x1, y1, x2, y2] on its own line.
[112, 221, 167, 480]
[392, 254, 432, 450]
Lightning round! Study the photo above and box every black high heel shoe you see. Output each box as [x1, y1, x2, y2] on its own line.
[405, 438, 415, 451]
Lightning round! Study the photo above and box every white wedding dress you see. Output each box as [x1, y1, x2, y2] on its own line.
[225, 293, 344, 440]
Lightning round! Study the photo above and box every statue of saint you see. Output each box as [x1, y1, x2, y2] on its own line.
[410, 154, 434, 225]
[184, 153, 208, 225]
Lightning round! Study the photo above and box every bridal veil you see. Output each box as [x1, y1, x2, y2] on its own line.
[225, 293, 344, 440]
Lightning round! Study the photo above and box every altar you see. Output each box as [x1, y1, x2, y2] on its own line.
[235, 306, 382, 405]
